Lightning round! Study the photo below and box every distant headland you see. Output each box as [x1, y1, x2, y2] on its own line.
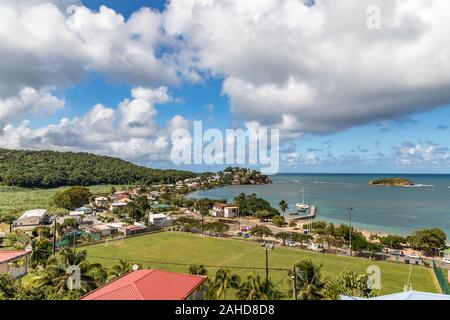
[368, 177, 414, 187]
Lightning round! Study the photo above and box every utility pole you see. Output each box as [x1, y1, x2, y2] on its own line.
[52, 217, 57, 255]
[201, 208, 204, 237]
[348, 205, 353, 256]
[292, 266, 298, 300]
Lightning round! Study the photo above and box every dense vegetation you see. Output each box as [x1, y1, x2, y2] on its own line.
[53, 187, 93, 210]
[233, 193, 279, 217]
[0, 148, 196, 188]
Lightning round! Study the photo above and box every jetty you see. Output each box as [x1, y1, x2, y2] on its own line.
[288, 205, 317, 221]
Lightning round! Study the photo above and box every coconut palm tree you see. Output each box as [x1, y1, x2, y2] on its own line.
[209, 268, 241, 300]
[279, 200, 288, 214]
[109, 259, 132, 279]
[188, 264, 208, 276]
[323, 271, 374, 300]
[236, 272, 282, 300]
[291, 259, 326, 300]
[29, 236, 52, 268]
[32, 248, 102, 294]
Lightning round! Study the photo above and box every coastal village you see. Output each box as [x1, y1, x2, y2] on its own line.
[1, 166, 450, 300]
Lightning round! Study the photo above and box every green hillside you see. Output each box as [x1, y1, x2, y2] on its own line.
[0, 148, 196, 188]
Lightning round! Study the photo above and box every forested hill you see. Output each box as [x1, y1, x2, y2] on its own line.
[0, 148, 196, 188]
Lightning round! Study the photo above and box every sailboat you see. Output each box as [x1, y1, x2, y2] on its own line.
[295, 184, 310, 213]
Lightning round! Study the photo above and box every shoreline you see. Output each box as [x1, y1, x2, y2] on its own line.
[186, 186, 405, 239]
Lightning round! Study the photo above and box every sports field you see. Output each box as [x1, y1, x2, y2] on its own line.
[85, 231, 439, 296]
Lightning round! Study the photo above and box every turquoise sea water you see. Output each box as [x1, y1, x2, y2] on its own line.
[188, 174, 450, 236]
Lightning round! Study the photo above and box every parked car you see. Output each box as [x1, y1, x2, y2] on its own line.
[442, 257, 450, 265]
[391, 250, 405, 257]
[407, 252, 420, 259]
[242, 233, 250, 239]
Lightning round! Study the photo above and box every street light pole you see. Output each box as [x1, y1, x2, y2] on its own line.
[261, 241, 274, 282]
[292, 266, 298, 300]
[348, 205, 353, 256]
[265, 249, 269, 281]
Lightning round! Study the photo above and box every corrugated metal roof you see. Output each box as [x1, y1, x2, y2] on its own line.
[18, 209, 47, 220]
[341, 291, 450, 300]
[81, 270, 206, 300]
[0, 250, 29, 264]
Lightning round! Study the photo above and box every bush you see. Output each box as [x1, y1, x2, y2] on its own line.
[272, 216, 286, 227]
[53, 187, 92, 210]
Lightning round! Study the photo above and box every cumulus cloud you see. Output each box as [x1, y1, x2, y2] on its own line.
[164, 0, 450, 135]
[0, 87, 188, 163]
[0, 88, 64, 127]
[391, 140, 450, 166]
[0, 1, 176, 98]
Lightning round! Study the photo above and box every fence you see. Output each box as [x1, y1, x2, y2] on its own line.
[432, 260, 450, 295]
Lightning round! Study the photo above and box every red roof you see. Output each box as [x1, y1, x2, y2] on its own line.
[80, 270, 207, 300]
[0, 250, 29, 264]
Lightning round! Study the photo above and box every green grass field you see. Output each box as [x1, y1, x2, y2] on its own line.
[0, 185, 127, 218]
[85, 232, 439, 296]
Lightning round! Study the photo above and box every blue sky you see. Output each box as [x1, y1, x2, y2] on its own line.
[1, 0, 450, 174]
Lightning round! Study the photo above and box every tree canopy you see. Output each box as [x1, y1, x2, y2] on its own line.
[53, 187, 92, 210]
[0, 148, 196, 188]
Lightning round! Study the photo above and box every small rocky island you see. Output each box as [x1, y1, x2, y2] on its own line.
[368, 178, 414, 187]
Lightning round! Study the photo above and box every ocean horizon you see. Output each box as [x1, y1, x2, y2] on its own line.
[188, 173, 450, 237]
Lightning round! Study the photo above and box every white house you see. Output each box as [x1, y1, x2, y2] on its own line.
[94, 197, 109, 208]
[110, 202, 128, 212]
[149, 213, 169, 227]
[13, 209, 48, 228]
[224, 206, 239, 218]
[69, 206, 93, 216]
[211, 203, 239, 218]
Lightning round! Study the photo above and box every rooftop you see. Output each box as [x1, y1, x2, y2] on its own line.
[18, 209, 47, 220]
[150, 213, 168, 219]
[80, 270, 206, 300]
[0, 250, 30, 264]
[341, 291, 450, 300]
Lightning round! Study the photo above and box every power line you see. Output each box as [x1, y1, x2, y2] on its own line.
[88, 254, 290, 272]
[31, 247, 290, 272]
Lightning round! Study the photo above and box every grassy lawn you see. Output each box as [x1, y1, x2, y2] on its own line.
[0, 185, 128, 218]
[85, 232, 439, 296]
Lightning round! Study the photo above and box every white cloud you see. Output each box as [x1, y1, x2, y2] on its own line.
[0, 87, 64, 127]
[0, 87, 189, 163]
[0, 1, 176, 98]
[164, 0, 450, 135]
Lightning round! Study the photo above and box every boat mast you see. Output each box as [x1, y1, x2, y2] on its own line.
[302, 184, 305, 204]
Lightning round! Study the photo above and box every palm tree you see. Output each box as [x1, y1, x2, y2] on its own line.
[109, 259, 132, 279]
[279, 200, 288, 214]
[29, 236, 52, 268]
[5, 230, 30, 249]
[32, 248, 102, 294]
[209, 268, 241, 300]
[188, 264, 208, 276]
[323, 272, 374, 300]
[291, 259, 326, 300]
[236, 272, 282, 300]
